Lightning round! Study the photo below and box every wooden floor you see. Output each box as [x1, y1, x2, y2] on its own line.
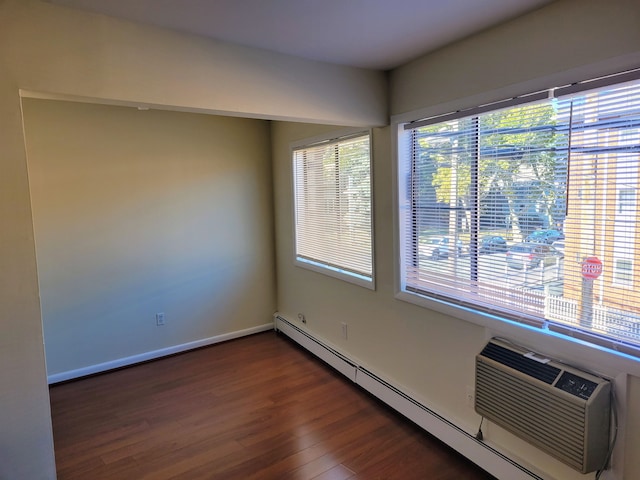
[50, 331, 496, 480]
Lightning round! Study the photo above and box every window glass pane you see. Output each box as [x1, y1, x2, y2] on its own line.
[400, 78, 640, 350]
[404, 101, 566, 323]
[614, 259, 633, 285]
[293, 133, 373, 284]
[618, 188, 635, 213]
[556, 82, 640, 344]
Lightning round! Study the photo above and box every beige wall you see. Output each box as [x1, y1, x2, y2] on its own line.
[0, 74, 55, 480]
[22, 99, 275, 375]
[273, 121, 490, 413]
[274, 1, 640, 479]
[273, 121, 584, 480]
[3, 0, 640, 478]
[7, 2, 387, 126]
[0, 1, 386, 478]
[388, 2, 639, 477]
[391, 0, 640, 120]
[272, 124, 640, 480]
[627, 375, 640, 476]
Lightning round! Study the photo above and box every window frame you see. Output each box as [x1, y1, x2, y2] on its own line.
[291, 128, 375, 290]
[393, 68, 640, 368]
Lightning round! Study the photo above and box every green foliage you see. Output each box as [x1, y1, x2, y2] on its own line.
[414, 101, 566, 237]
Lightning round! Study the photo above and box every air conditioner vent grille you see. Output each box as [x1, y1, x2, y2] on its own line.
[479, 341, 560, 384]
[476, 362, 585, 468]
[475, 339, 611, 474]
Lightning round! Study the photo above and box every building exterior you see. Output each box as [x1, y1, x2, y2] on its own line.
[556, 83, 640, 335]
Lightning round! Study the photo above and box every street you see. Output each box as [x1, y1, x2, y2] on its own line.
[417, 248, 563, 292]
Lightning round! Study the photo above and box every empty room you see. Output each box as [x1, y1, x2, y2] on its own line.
[2, 1, 640, 479]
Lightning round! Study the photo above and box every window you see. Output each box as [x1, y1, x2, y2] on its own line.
[293, 131, 374, 288]
[617, 188, 635, 214]
[398, 71, 640, 355]
[614, 259, 633, 285]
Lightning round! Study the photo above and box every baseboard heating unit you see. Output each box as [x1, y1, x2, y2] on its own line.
[274, 314, 546, 480]
[476, 338, 611, 474]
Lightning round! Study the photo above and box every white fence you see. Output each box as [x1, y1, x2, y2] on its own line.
[545, 295, 640, 341]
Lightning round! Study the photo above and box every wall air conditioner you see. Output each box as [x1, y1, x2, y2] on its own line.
[475, 339, 611, 474]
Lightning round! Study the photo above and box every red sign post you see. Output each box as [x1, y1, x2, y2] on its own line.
[580, 256, 602, 329]
[581, 256, 603, 280]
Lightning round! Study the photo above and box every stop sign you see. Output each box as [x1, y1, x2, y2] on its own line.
[582, 256, 603, 280]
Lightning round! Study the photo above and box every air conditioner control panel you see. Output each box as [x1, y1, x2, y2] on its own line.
[555, 371, 598, 399]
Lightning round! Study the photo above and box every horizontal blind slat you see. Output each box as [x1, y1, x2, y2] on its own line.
[400, 77, 640, 355]
[293, 133, 373, 280]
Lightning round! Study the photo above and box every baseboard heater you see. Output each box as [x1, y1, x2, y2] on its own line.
[274, 315, 543, 480]
[476, 338, 611, 474]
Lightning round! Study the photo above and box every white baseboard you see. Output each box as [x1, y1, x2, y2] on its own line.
[274, 313, 545, 480]
[47, 323, 274, 384]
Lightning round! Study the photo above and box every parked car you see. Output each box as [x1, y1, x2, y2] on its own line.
[525, 229, 565, 244]
[424, 237, 464, 260]
[478, 235, 508, 254]
[506, 242, 564, 270]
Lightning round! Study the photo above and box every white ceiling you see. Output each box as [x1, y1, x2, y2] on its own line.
[48, 0, 555, 70]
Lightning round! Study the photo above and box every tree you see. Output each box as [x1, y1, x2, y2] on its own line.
[480, 103, 564, 238]
[414, 102, 565, 240]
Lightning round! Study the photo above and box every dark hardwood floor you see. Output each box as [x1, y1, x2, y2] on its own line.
[50, 331, 495, 479]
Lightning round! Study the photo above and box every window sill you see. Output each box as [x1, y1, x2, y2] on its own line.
[395, 289, 640, 379]
[295, 257, 375, 290]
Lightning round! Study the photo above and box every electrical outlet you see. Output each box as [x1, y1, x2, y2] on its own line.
[156, 312, 165, 326]
[341, 322, 348, 340]
[466, 386, 475, 409]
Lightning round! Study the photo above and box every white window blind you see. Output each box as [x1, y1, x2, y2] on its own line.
[293, 132, 373, 286]
[399, 72, 640, 355]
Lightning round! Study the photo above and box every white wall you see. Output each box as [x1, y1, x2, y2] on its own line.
[273, 1, 640, 479]
[0, 1, 386, 478]
[391, 0, 640, 119]
[22, 99, 275, 376]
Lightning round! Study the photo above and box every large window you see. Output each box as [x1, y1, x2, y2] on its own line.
[398, 71, 640, 355]
[293, 131, 373, 288]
